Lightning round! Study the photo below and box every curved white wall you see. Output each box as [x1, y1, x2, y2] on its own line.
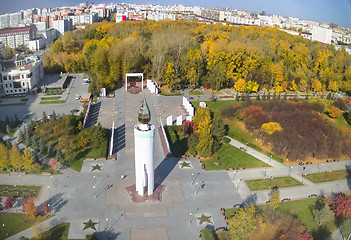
[134, 123, 155, 196]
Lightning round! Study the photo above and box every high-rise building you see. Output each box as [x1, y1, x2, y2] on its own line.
[0, 25, 36, 48]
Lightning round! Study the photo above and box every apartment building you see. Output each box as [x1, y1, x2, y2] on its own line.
[0, 25, 36, 48]
[0, 55, 44, 96]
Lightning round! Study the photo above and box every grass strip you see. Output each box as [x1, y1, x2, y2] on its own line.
[245, 176, 301, 191]
[304, 169, 350, 183]
[41, 96, 60, 100]
[0, 185, 41, 198]
[39, 100, 66, 104]
[189, 90, 205, 95]
[0, 103, 26, 106]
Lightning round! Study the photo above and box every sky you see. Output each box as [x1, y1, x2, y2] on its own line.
[0, 0, 350, 28]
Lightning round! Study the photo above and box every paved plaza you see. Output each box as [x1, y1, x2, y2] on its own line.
[1, 87, 351, 240]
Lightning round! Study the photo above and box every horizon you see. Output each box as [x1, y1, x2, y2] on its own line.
[0, 0, 350, 29]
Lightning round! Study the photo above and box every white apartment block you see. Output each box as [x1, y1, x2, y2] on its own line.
[0, 26, 36, 48]
[312, 25, 332, 44]
[0, 55, 44, 96]
[52, 19, 72, 37]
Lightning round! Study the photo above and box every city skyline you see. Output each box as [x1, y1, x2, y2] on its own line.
[0, 0, 350, 29]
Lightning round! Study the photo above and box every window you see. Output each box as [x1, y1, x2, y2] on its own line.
[5, 84, 7, 88]
[3, 76, 7, 80]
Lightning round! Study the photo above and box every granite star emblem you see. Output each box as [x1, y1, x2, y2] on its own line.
[91, 164, 102, 171]
[181, 161, 190, 169]
[82, 219, 98, 231]
[197, 214, 213, 225]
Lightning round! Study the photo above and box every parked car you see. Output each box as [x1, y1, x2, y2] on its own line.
[76, 95, 81, 100]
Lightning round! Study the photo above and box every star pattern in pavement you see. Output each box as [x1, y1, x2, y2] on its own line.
[91, 164, 102, 172]
[196, 214, 213, 225]
[82, 219, 98, 231]
[180, 161, 191, 169]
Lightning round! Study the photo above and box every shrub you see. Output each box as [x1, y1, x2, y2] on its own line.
[201, 228, 215, 240]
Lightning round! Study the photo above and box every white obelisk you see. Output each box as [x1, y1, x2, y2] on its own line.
[134, 100, 155, 196]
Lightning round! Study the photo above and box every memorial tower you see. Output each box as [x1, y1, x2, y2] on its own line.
[134, 99, 155, 196]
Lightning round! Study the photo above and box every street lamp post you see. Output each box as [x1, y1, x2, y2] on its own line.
[192, 172, 199, 185]
[93, 186, 96, 197]
[269, 176, 273, 189]
[191, 173, 194, 185]
[106, 218, 109, 231]
[289, 166, 293, 176]
[270, 155, 272, 162]
[237, 179, 242, 190]
[93, 176, 96, 184]
[264, 168, 267, 179]
[189, 213, 192, 225]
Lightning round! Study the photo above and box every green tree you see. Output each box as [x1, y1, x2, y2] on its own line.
[6, 124, 11, 134]
[312, 205, 334, 226]
[228, 204, 257, 240]
[18, 130, 24, 142]
[1, 46, 14, 59]
[31, 135, 38, 149]
[56, 148, 64, 161]
[47, 145, 54, 157]
[211, 117, 226, 152]
[39, 139, 46, 154]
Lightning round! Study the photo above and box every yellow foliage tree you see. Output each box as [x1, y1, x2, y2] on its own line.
[325, 105, 342, 118]
[0, 143, 9, 172]
[194, 107, 214, 157]
[328, 81, 338, 92]
[164, 62, 176, 91]
[22, 147, 34, 172]
[260, 122, 282, 135]
[311, 78, 322, 92]
[234, 79, 246, 92]
[269, 189, 280, 210]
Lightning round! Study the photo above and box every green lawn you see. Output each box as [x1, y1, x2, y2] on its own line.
[41, 96, 60, 100]
[30, 222, 96, 240]
[0, 185, 41, 198]
[305, 170, 350, 183]
[225, 198, 336, 239]
[334, 115, 350, 129]
[204, 144, 269, 170]
[0, 213, 51, 239]
[189, 90, 205, 95]
[277, 198, 337, 238]
[0, 102, 26, 106]
[39, 100, 66, 104]
[245, 176, 301, 191]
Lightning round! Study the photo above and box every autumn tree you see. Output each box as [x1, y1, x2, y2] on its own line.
[164, 62, 176, 91]
[234, 79, 246, 92]
[10, 144, 22, 172]
[269, 189, 280, 210]
[22, 147, 34, 172]
[42, 202, 51, 215]
[0, 143, 9, 172]
[261, 122, 282, 136]
[332, 193, 351, 218]
[22, 196, 38, 218]
[5, 195, 14, 209]
[48, 158, 58, 173]
[228, 204, 258, 240]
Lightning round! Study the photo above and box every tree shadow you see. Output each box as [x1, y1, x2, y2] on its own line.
[312, 225, 331, 240]
[41, 193, 68, 213]
[154, 157, 179, 187]
[345, 165, 351, 191]
[242, 193, 257, 206]
[94, 231, 121, 240]
[114, 124, 125, 154]
[85, 102, 101, 128]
